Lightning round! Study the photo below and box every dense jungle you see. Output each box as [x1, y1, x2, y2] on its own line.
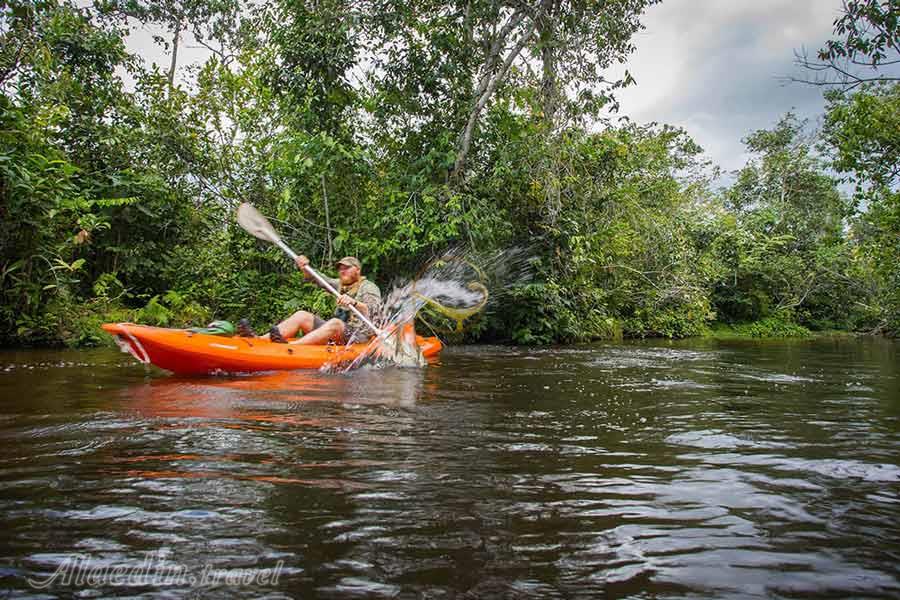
[1, 0, 898, 347]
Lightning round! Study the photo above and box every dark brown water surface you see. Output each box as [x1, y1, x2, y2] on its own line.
[0, 338, 898, 598]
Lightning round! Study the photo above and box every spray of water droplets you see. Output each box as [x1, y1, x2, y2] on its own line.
[324, 246, 537, 373]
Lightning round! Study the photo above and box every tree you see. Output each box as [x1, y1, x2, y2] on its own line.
[822, 83, 900, 333]
[793, 0, 900, 91]
[0, 1, 38, 90]
[823, 82, 900, 192]
[354, 0, 659, 183]
[94, 0, 241, 86]
[717, 115, 854, 326]
[263, 0, 358, 136]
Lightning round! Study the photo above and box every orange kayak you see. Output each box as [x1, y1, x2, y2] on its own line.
[102, 323, 442, 375]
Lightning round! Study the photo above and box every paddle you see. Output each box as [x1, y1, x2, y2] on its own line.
[235, 202, 383, 336]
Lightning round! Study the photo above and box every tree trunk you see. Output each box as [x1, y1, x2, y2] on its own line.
[470, 9, 527, 113]
[538, 0, 558, 127]
[451, 16, 537, 183]
[321, 174, 333, 265]
[167, 20, 182, 87]
[541, 46, 557, 124]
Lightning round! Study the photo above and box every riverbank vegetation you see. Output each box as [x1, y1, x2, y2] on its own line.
[1, 0, 897, 347]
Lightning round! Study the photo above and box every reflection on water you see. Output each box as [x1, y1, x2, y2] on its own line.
[0, 338, 898, 598]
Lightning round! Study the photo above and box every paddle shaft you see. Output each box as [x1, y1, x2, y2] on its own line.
[271, 238, 382, 335]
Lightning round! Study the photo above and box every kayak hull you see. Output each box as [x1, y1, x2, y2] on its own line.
[102, 323, 442, 375]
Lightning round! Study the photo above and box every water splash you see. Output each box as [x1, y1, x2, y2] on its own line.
[324, 246, 536, 373]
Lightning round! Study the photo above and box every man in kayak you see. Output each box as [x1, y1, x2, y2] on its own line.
[240, 256, 381, 345]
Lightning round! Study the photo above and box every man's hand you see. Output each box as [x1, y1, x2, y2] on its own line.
[295, 255, 309, 271]
[337, 294, 357, 307]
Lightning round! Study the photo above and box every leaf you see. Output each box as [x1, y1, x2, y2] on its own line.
[94, 197, 139, 207]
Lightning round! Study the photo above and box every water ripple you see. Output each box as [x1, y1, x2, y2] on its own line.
[0, 340, 898, 597]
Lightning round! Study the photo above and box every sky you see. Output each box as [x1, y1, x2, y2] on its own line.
[613, 0, 845, 172]
[123, 0, 849, 174]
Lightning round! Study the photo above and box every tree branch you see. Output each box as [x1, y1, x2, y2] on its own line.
[471, 8, 528, 106]
[452, 14, 538, 182]
[787, 48, 900, 90]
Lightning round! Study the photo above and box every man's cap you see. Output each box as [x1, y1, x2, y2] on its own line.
[336, 256, 361, 269]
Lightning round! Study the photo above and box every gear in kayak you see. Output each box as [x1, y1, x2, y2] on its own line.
[187, 320, 236, 336]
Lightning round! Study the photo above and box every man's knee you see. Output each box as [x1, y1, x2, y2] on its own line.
[323, 318, 345, 334]
[289, 310, 314, 326]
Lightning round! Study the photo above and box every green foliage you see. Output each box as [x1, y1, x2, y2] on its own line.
[41, 298, 134, 347]
[822, 84, 900, 335]
[801, 0, 900, 90]
[0, 0, 212, 344]
[824, 83, 900, 193]
[264, 0, 358, 135]
[135, 291, 210, 328]
[0, 0, 896, 347]
[819, 0, 900, 69]
[731, 316, 812, 339]
[712, 114, 866, 332]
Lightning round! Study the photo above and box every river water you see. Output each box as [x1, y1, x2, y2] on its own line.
[0, 338, 898, 598]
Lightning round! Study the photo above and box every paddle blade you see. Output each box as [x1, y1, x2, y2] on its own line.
[236, 202, 280, 243]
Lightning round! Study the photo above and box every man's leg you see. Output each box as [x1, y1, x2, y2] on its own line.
[262, 310, 318, 340]
[294, 318, 345, 345]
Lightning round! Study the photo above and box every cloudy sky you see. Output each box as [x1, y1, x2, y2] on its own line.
[127, 0, 848, 173]
[614, 0, 845, 172]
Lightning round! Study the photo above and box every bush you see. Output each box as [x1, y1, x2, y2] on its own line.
[732, 316, 811, 338]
